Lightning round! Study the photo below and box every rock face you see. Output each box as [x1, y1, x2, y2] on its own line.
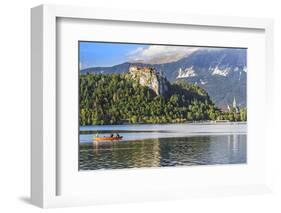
[127, 66, 169, 96]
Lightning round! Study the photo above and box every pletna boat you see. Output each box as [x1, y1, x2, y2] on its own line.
[93, 136, 123, 141]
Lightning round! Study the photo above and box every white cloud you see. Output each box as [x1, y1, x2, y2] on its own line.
[128, 45, 199, 64]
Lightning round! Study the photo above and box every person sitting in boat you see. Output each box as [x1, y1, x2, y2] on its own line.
[110, 133, 114, 137]
[116, 133, 120, 137]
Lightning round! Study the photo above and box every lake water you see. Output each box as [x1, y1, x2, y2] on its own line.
[79, 123, 247, 170]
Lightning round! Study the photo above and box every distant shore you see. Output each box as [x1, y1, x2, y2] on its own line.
[80, 121, 247, 132]
[80, 120, 247, 127]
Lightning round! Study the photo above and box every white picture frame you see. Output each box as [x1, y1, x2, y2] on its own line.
[31, 4, 274, 208]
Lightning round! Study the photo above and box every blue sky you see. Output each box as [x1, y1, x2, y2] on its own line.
[79, 42, 148, 69]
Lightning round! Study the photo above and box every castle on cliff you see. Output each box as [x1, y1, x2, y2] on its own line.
[127, 65, 169, 96]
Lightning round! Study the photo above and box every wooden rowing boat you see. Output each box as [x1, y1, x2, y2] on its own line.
[93, 136, 123, 141]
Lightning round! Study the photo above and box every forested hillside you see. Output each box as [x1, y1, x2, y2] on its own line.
[79, 73, 246, 125]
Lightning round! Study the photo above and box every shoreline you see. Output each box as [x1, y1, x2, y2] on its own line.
[80, 121, 247, 128]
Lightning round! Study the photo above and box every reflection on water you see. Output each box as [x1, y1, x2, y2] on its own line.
[79, 135, 246, 170]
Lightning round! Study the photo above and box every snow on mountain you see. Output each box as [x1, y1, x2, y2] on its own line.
[211, 66, 231, 77]
[177, 67, 197, 78]
[199, 79, 207, 85]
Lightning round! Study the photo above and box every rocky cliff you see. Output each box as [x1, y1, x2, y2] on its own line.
[126, 66, 169, 96]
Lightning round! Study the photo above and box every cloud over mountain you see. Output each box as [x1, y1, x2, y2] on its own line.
[128, 45, 199, 64]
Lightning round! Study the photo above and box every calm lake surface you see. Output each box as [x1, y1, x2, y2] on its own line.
[79, 123, 247, 170]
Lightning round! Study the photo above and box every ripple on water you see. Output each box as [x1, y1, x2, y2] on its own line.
[79, 135, 246, 170]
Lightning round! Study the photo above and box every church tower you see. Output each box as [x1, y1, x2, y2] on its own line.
[233, 97, 237, 109]
[232, 97, 240, 113]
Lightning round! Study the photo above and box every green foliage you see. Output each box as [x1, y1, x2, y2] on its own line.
[79, 73, 247, 125]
